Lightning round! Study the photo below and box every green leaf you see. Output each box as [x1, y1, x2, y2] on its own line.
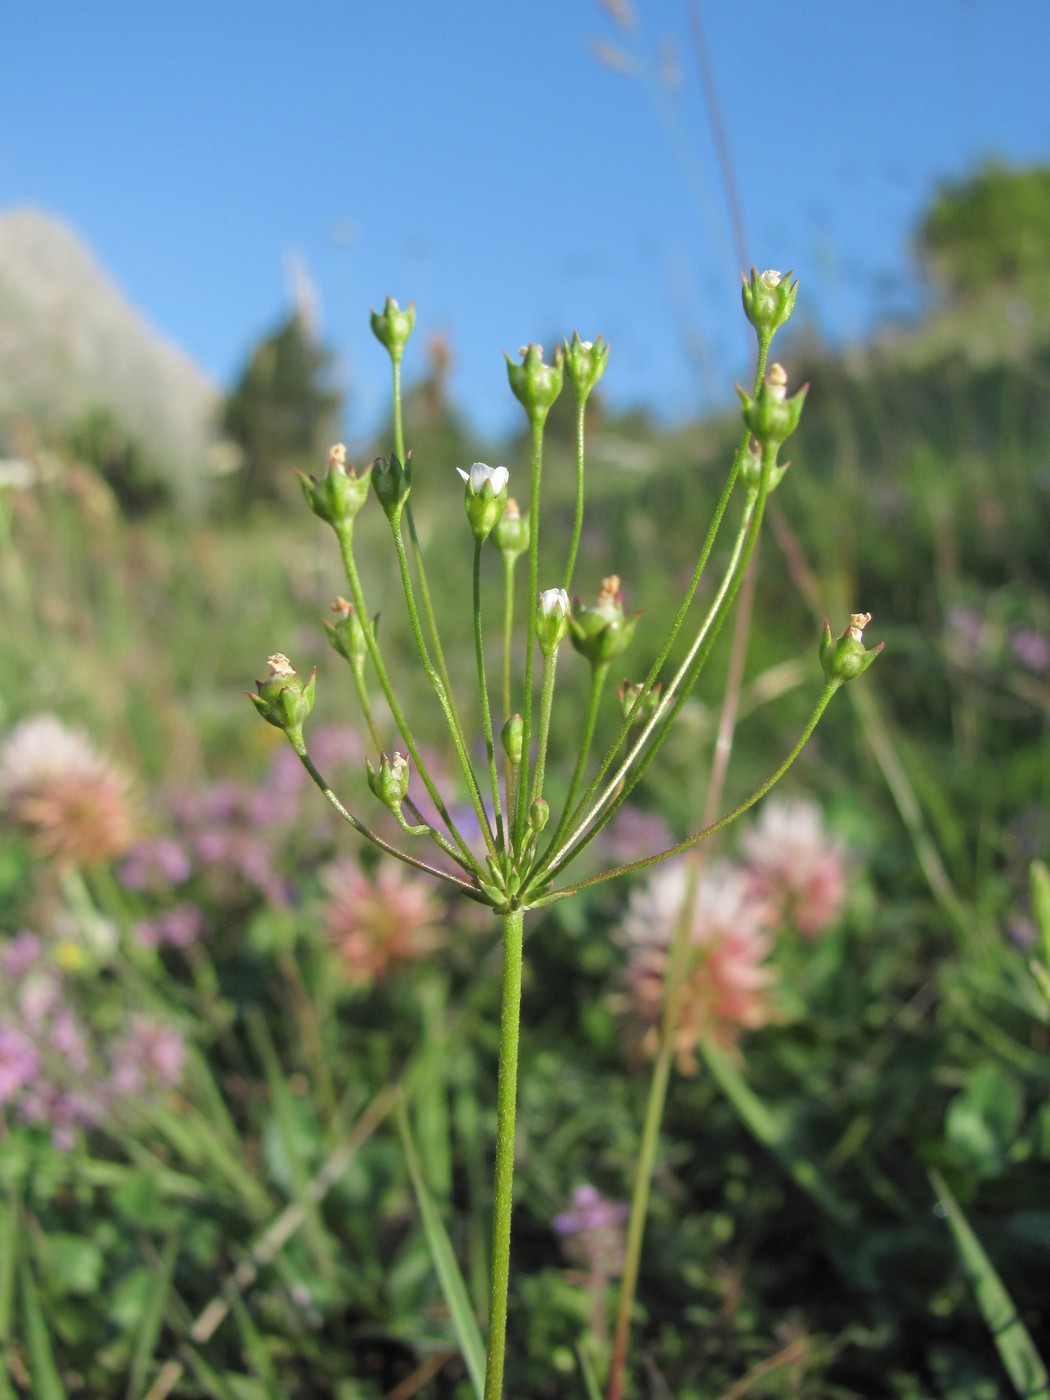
[127, 1232, 181, 1398]
[0, 1189, 18, 1343]
[946, 1063, 1023, 1178]
[930, 1169, 1050, 1400]
[395, 1092, 486, 1400]
[39, 1232, 103, 1296]
[20, 1257, 67, 1400]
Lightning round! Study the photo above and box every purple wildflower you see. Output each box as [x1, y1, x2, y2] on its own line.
[118, 837, 192, 891]
[134, 904, 204, 949]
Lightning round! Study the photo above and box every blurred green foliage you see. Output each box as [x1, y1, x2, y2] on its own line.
[916, 161, 1050, 298]
[2, 168, 1050, 1398]
[220, 309, 343, 507]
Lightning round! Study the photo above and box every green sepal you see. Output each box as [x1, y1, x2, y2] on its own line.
[297, 444, 372, 528]
[568, 575, 638, 666]
[249, 654, 316, 741]
[619, 680, 662, 731]
[458, 463, 509, 544]
[820, 614, 883, 685]
[737, 364, 808, 450]
[739, 439, 790, 494]
[494, 499, 530, 560]
[536, 588, 571, 656]
[563, 331, 609, 403]
[370, 296, 416, 363]
[366, 751, 411, 814]
[501, 714, 524, 766]
[741, 268, 798, 340]
[506, 342, 564, 426]
[372, 453, 412, 525]
[324, 597, 368, 678]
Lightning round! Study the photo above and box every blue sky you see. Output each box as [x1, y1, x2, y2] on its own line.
[2, 2, 1048, 443]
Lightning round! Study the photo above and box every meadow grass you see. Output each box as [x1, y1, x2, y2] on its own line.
[0, 300, 1048, 1399]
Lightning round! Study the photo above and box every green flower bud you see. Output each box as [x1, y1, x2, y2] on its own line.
[569, 575, 638, 667]
[528, 798, 550, 834]
[248, 654, 316, 741]
[619, 679, 662, 732]
[563, 331, 609, 403]
[370, 296, 415, 363]
[297, 443, 372, 529]
[736, 363, 808, 450]
[741, 268, 798, 340]
[820, 612, 883, 685]
[536, 587, 571, 656]
[501, 714, 524, 766]
[372, 453, 412, 525]
[494, 497, 530, 560]
[457, 461, 509, 543]
[324, 597, 368, 677]
[366, 750, 411, 814]
[739, 437, 790, 494]
[506, 342, 564, 426]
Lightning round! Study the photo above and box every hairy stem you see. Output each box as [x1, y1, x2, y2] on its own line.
[483, 906, 525, 1400]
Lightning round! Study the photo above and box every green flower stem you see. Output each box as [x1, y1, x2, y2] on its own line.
[335, 521, 480, 873]
[345, 642, 386, 757]
[555, 661, 610, 842]
[535, 484, 761, 883]
[483, 906, 525, 1400]
[562, 394, 587, 594]
[530, 647, 560, 808]
[607, 1033, 675, 1400]
[391, 517, 497, 858]
[546, 334, 773, 856]
[502, 551, 517, 726]
[392, 356, 464, 735]
[474, 541, 505, 849]
[516, 418, 546, 846]
[292, 738, 486, 899]
[527, 681, 841, 905]
[501, 549, 520, 840]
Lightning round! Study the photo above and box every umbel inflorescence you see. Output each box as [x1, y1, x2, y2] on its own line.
[249, 271, 881, 1400]
[250, 273, 880, 914]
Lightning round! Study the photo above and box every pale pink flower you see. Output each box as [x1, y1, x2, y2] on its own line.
[619, 859, 776, 1070]
[0, 715, 134, 868]
[740, 796, 848, 937]
[109, 1018, 186, 1096]
[320, 857, 445, 986]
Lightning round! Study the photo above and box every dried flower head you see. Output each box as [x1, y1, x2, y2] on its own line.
[740, 796, 848, 937]
[619, 859, 776, 1070]
[0, 715, 134, 868]
[320, 856, 445, 986]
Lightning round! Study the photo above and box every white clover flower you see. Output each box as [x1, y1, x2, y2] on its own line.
[539, 588, 570, 618]
[457, 461, 509, 495]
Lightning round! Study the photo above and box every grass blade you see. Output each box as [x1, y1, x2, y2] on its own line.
[701, 1035, 853, 1225]
[395, 1090, 486, 1399]
[127, 1231, 181, 1400]
[576, 1340, 604, 1400]
[20, 1256, 68, 1400]
[929, 1170, 1050, 1399]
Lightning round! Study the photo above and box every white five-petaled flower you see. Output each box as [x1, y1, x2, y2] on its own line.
[539, 587, 570, 618]
[457, 461, 509, 495]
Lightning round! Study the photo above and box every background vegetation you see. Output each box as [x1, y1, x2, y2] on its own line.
[0, 164, 1048, 1399]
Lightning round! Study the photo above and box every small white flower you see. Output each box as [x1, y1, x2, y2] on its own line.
[759, 269, 782, 289]
[456, 461, 509, 495]
[539, 588, 570, 618]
